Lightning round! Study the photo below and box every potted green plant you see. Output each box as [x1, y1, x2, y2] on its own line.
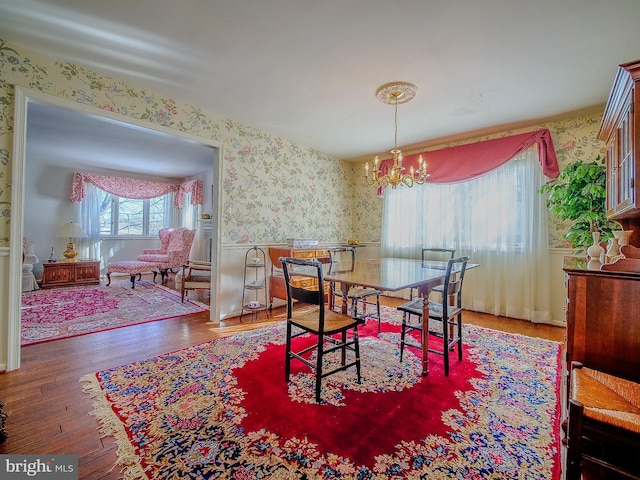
[538, 155, 616, 250]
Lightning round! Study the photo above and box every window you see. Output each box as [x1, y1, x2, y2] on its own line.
[381, 146, 553, 322]
[98, 190, 171, 236]
[382, 152, 534, 255]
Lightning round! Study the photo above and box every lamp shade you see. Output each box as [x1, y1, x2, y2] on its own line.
[55, 222, 87, 239]
[23, 253, 39, 265]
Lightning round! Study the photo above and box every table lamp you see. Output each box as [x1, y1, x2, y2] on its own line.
[55, 222, 87, 262]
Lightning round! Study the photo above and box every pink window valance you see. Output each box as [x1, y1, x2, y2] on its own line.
[376, 129, 559, 193]
[71, 172, 204, 209]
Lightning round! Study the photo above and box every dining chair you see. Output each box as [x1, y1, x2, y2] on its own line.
[397, 256, 470, 376]
[327, 247, 383, 332]
[180, 260, 211, 302]
[408, 247, 456, 300]
[280, 256, 362, 403]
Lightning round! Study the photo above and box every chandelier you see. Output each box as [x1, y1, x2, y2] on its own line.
[365, 82, 429, 189]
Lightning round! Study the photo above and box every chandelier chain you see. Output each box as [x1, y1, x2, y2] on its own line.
[394, 96, 398, 152]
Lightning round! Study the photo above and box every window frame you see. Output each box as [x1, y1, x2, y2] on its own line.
[98, 190, 171, 237]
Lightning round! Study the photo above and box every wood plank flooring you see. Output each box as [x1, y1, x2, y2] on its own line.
[0, 280, 565, 479]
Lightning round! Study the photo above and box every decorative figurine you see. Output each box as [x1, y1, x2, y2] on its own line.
[48, 246, 58, 263]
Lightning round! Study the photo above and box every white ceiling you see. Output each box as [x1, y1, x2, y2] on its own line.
[3, 0, 640, 168]
[26, 100, 216, 178]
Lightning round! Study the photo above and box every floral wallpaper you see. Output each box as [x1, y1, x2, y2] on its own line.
[0, 38, 604, 251]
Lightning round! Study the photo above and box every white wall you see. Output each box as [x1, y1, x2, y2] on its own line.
[23, 160, 78, 279]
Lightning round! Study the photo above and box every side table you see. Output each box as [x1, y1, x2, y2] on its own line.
[41, 260, 101, 288]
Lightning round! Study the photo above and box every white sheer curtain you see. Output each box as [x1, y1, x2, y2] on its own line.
[179, 192, 203, 260]
[167, 192, 182, 228]
[74, 182, 101, 261]
[382, 146, 552, 323]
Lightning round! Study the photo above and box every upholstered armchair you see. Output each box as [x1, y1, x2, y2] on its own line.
[137, 227, 196, 282]
[141, 228, 172, 256]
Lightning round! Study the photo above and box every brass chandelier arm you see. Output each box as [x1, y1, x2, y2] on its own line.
[365, 159, 428, 189]
[365, 151, 429, 189]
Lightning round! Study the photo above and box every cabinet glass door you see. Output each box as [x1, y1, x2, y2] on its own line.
[618, 104, 634, 209]
[607, 140, 618, 215]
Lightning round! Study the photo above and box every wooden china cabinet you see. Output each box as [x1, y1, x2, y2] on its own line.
[562, 59, 640, 382]
[559, 61, 640, 480]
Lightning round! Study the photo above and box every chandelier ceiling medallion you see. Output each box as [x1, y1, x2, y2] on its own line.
[365, 82, 429, 189]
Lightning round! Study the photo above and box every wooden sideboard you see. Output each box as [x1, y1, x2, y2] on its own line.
[268, 247, 329, 309]
[41, 260, 101, 289]
[563, 256, 640, 383]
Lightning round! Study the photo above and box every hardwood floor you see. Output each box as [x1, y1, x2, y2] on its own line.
[0, 280, 565, 479]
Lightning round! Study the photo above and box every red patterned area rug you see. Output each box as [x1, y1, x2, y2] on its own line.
[21, 279, 208, 346]
[82, 307, 562, 479]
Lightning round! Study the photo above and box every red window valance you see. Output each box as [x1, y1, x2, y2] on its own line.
[377, 128, 559, 191]
[71, 172, 204, 210]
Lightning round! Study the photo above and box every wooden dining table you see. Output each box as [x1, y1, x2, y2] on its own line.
[323, 257, 478, 376]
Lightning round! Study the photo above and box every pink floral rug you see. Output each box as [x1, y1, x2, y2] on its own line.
[21, 279, 208, 346]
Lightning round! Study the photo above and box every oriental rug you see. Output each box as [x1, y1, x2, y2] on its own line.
[21, 279, 208, 346]
[82, 307, 562, 479]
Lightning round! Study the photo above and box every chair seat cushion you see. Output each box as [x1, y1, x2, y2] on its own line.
[137, 253, 168, 263]
[572, 367, 640, 434]
[290, 307, 361, 335]
[398, 298, 431, 315]
[185, 273, 210, 280]
[397, 298, 462, 319]
[347, 287, 382, 300]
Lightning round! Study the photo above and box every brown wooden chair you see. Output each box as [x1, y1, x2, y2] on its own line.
[180, 261, 211, 302]
[565, 362, 640, 480]
[281, 256, 362, 403]
[397, 256, 469, 376]
[328, 247, 382, 331]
